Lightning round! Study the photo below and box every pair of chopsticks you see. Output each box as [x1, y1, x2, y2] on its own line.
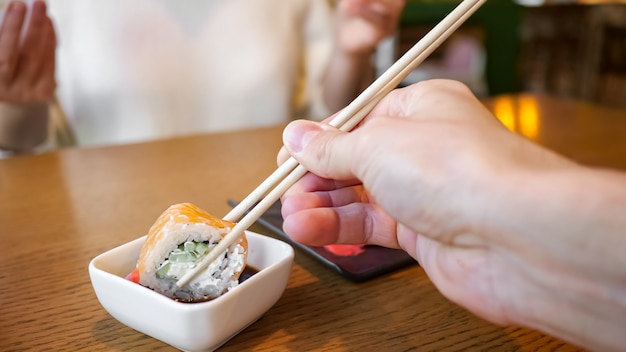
[176, 0, 487, 288]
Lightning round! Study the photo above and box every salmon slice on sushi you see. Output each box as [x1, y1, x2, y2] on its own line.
[128, 203, 248, 302]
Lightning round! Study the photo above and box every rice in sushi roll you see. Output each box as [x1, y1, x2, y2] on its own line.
[131, 203, 248, 301]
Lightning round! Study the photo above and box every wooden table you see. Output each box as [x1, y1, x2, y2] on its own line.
[1, 94, 624, 351]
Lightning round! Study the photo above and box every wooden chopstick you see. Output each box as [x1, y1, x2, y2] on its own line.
[224, 0, 486, 223]
[177, 0, 487, 288]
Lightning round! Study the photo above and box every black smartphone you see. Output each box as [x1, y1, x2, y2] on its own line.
[229, 200, 417, 282]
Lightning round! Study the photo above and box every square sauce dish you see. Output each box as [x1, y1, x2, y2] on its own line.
[89, 231, 294, 352]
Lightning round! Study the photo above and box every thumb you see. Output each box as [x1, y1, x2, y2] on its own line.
[282, 120, 356, 180]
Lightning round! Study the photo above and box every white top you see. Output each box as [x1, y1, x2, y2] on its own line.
[48, 0, 334, 147]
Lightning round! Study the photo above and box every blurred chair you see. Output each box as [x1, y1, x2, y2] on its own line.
[579, 4, 626, 107]
[49, 95, 77, 149]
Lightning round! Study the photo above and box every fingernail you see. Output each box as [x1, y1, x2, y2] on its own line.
[283, 120, 322, 154]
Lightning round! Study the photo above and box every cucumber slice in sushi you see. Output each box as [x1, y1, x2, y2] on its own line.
[133, 203, 248, 301]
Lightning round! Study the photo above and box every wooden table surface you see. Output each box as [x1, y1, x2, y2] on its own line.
[1, 93, 624, 351]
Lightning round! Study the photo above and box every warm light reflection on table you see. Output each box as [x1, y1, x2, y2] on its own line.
[492, 95, 540, 139]
[483, 93, 626, 170]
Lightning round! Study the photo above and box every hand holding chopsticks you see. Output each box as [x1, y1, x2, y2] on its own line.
[176, 0, 487, 288]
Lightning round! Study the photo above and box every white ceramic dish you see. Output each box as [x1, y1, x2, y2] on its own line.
[89, 231, 294, 352]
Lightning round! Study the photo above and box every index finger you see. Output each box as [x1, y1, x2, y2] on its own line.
[0, 1, 26, 82]
[15, 0, 50, 85]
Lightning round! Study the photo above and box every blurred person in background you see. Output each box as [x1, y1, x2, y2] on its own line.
[47, 0, 405, 147]
[0, 0, 56, 155]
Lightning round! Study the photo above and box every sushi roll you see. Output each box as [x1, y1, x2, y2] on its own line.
[130, 203, 248, 302]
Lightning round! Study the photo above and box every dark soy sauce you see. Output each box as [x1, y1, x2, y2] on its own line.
[238, 266, 259, 284]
